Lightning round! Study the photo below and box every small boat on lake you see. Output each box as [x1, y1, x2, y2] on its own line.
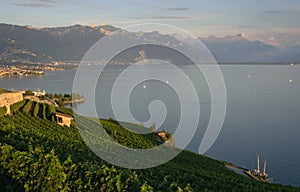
[244, 154, 270, 182]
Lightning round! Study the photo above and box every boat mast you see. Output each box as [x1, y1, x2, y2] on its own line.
[257, 154, 260, 173]
[263, 159, 267, 176]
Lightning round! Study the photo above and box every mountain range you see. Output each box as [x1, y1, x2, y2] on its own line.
[1, 23, 299, 64]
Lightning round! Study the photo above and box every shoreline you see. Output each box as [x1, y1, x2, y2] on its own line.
[225, 163, 271, 183]
[63, 98, 85, 105]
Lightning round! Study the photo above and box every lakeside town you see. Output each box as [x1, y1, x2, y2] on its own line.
[0, 62, 78, 78]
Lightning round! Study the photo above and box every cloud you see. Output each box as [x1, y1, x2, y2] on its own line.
[128, 1, 144, 5]
[267, 36, 281, 47]
[133, 16, 192, 20]
[268, 37, 276, 41]
[12, 2, 55, 7]
[162, 7, 190, 11]
[239, 25, 254, 29]
[263, 10, 280, 14]
[200, 25, 230, 29]
[11, 0, 60, 8]
[112, 16, 206, 26]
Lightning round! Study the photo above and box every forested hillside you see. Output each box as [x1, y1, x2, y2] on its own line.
[0, 100, 299, 191]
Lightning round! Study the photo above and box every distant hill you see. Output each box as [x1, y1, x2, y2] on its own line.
[1, 23, 299, 64]
[0, 23, 117, 62]
[200, 34, 289, 63]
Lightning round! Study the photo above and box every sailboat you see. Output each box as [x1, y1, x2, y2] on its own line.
[244, 154, 269, 182]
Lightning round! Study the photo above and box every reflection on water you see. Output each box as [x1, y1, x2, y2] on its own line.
[0, 64, 300, 186]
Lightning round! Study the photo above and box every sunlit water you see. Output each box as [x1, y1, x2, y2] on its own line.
[1, 64, 300, 186]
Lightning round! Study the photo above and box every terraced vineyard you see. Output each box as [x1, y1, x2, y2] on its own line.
[0, 100, 299, 191]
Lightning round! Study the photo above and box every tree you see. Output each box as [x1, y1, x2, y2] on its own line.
[24, 90, 34, 96]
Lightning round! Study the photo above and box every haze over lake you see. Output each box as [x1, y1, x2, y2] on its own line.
[1, 64, 300, 186]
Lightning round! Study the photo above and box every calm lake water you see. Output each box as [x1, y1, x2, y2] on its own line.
[1, 64, 300, 186]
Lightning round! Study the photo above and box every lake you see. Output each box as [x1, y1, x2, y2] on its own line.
[1, 64, 299, 186]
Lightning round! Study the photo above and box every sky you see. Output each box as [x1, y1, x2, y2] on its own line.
[1, 0, 300, 46]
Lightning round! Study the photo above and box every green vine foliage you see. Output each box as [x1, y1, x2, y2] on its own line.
[0, 100, 299, 191]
